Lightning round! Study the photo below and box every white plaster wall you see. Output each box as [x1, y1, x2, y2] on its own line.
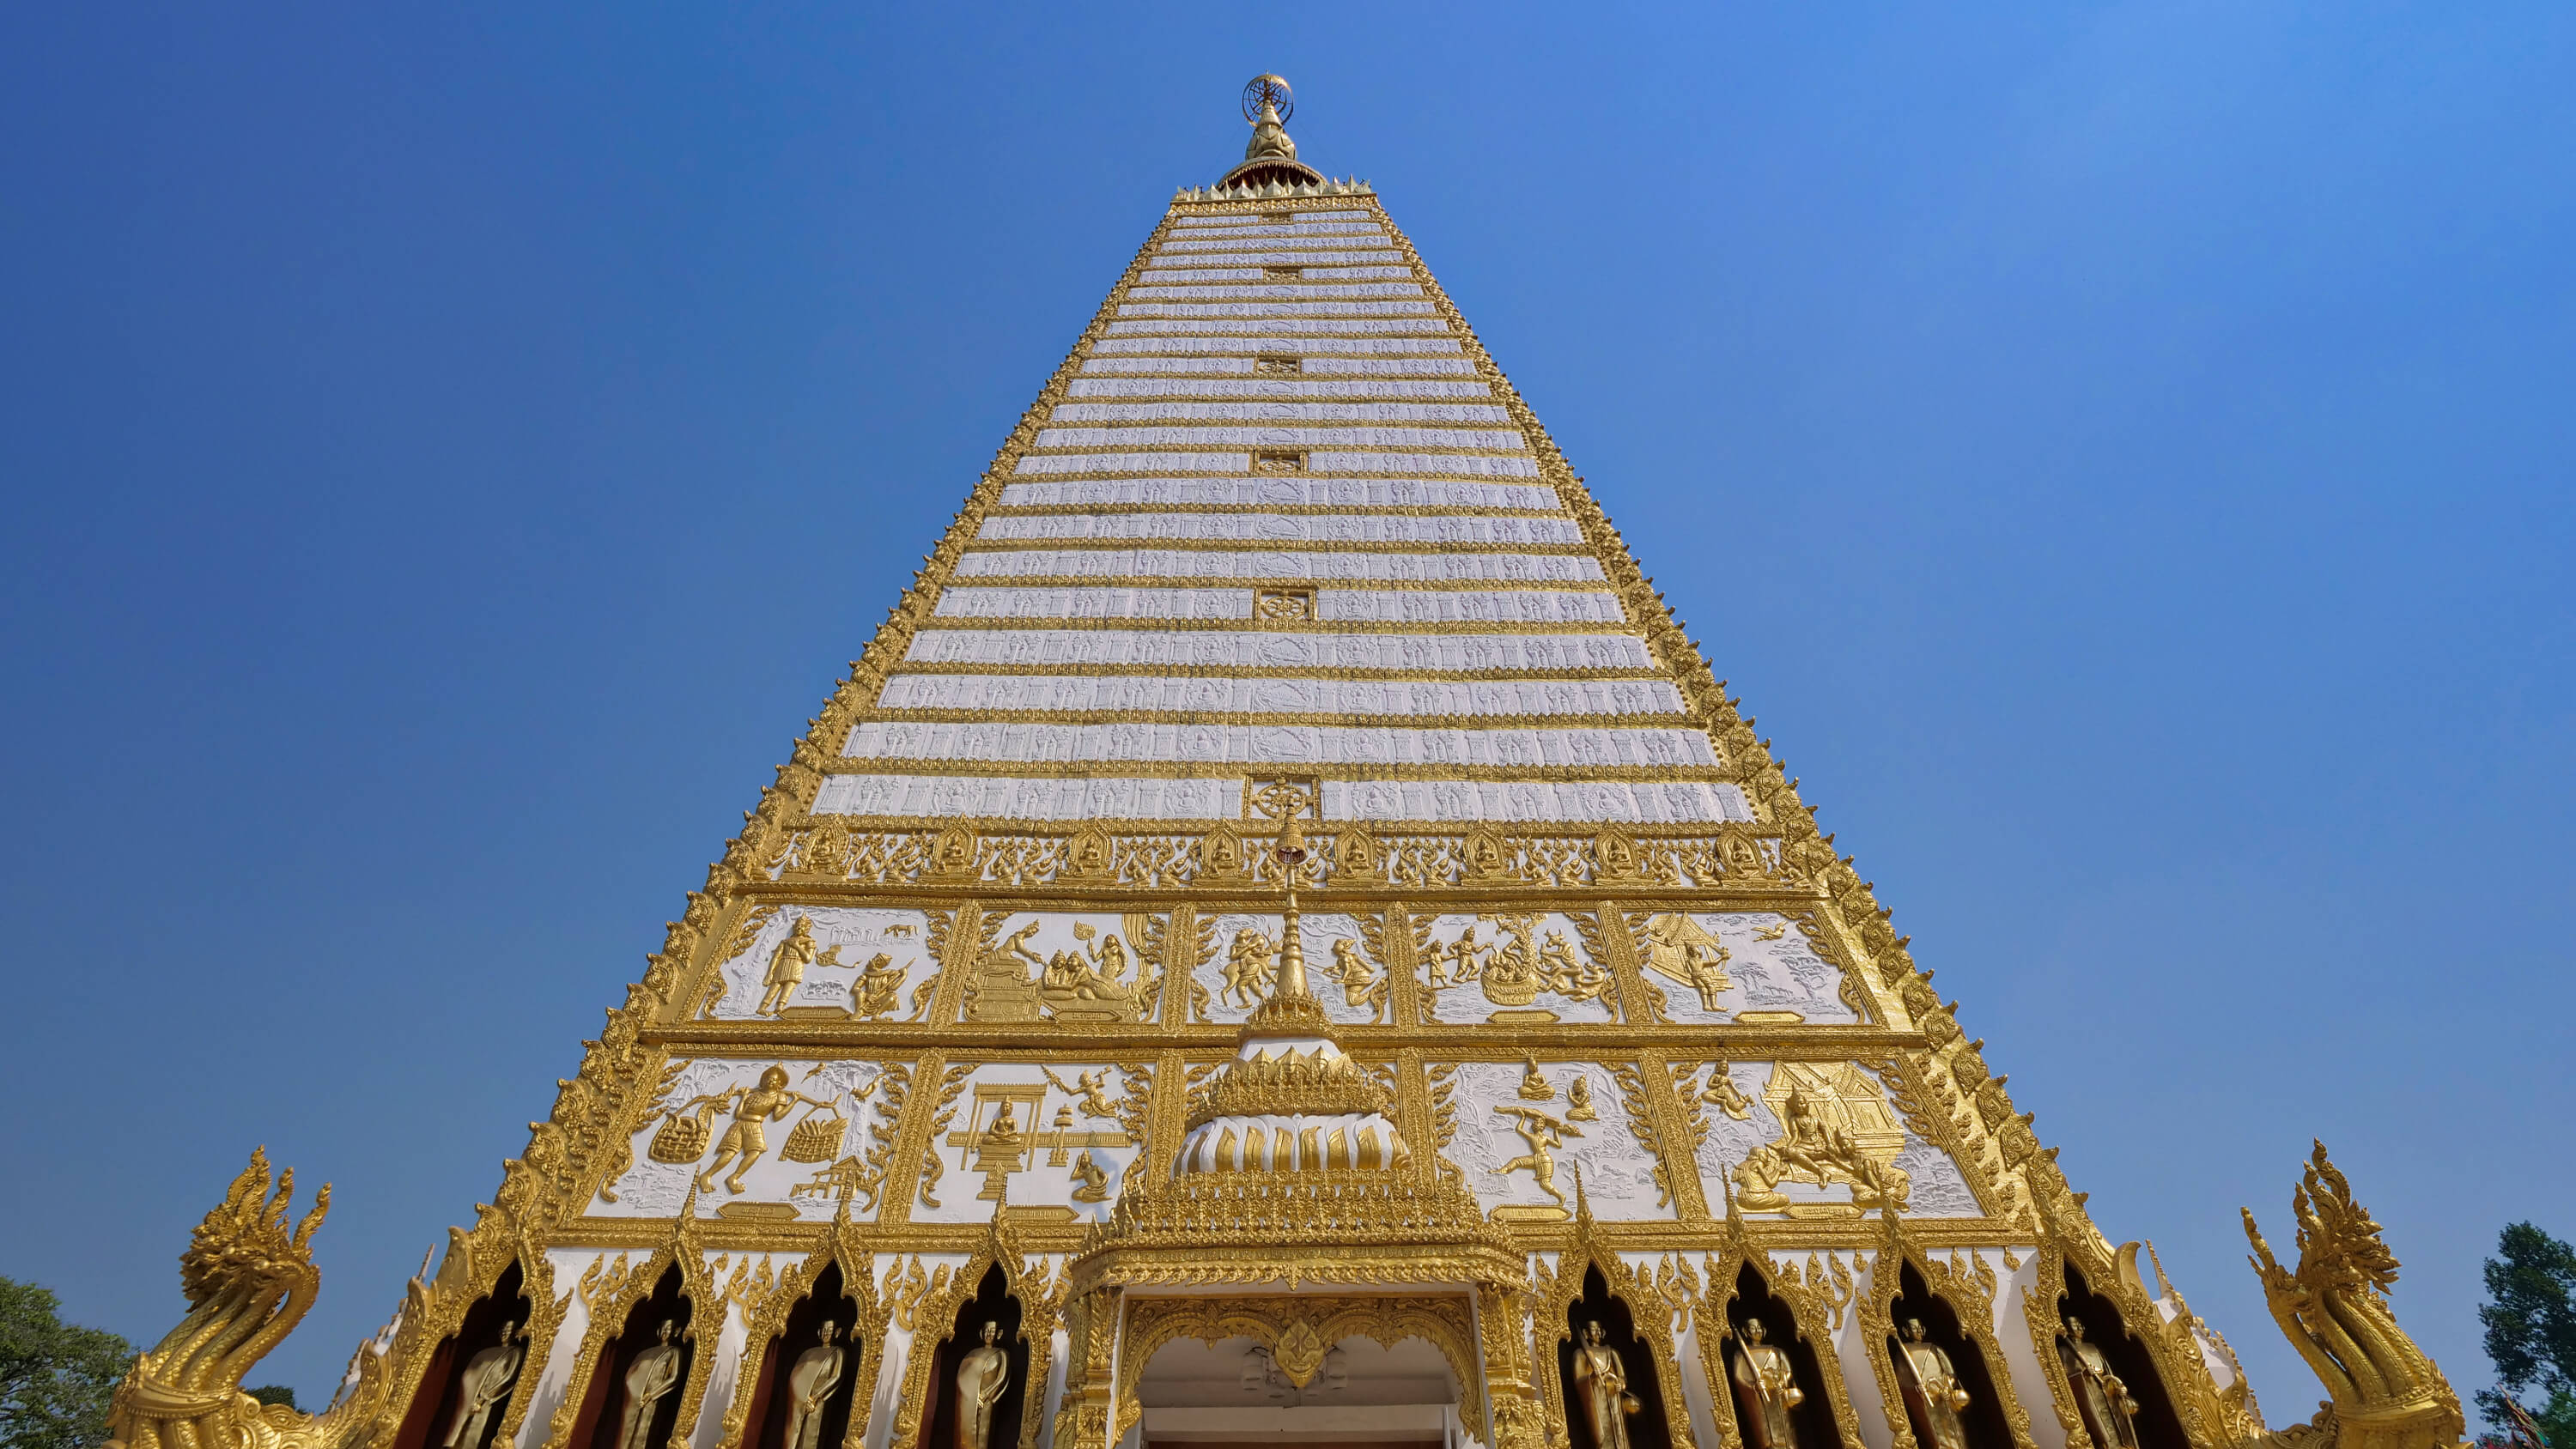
[1989, 1248, 2071, 1449]
[509, 1248, 615, 1449]
[704, 908, 936, 1023]
[1078, 355, 1481, 376]
[1829, 1250, 1901, 1449]
[811, 772, 1746, 826]
[1125, 282, 1428, 301]
[1088, 335, 1464, 353]
[902, 629, 1646, 672]
[1115, 300, 1440, 318]
[1028, 425, 1524, 451]
[932, 586, 1622, 622]
[1103, 319, 1449, 336]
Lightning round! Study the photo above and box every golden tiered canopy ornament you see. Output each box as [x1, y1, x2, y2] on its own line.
[108, 76, 2470, 1449]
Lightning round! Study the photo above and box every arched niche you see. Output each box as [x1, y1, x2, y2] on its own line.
[1881, 1260, 2013, 1449]
[2055, 1265, 2184, 1449]
[392, 1262, 536, 1449]
[1558, 1264, 1675, 1449]
[920, 1264, 1030, 1449]
[567, 1266, 696, 1449]
[740, 1263, 865, 1449]
[1727, 1262, 1849, 1449]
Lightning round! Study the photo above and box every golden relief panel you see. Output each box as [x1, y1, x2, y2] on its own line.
[1625, 911, 1862, 1027]
[911, 1060, 1151, 1226]
[595, 1058, 890, 1223]
[1431, 1058, 1673, 1224]
[1684, 1061, 1984, 1222]
[1416, 912, 1619, 1025]
[1188, 908, 1389, 1026]
[955, 912, 1167, 1027]
[699, 907, 939, 1024]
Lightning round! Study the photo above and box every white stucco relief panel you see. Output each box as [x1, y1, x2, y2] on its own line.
[1078, 355, 1481, 376]
[1030, 424, 1527, 451]
[1062, 378, 1494, 399]
[1089, 334, 1463, 353]
[811, 773, 1237, 822]
[1047, 401, 1511, 425]
[933, 585, 1622, 623]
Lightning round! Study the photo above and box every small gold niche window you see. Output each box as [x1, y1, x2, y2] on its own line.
[1252, 448, 1308, 474]
[1255, 588, 1315, 621]
[1254, 355, 1303, 377]
[1263, 264, 1303, 280]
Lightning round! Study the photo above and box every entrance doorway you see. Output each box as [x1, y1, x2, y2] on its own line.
[1131, 1333, 1467, 1448]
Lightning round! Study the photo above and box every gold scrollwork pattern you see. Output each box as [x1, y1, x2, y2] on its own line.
[1109, 1294, 1483, 1445]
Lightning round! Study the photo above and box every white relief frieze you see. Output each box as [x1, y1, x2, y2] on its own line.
[950, 549, 1600, 584]
[839, 721, 1716, 768]
[1417, 912, 1619, 1025]
[1029, 424, 1528, 451]
[1115, 300, 1440, 319]
[974, 512, 1576, 545]
[1101, 319, 1454, 336]
[1045, 401, 1511, 425]
[994, 478, 1556, 508]
[1062, 378, 1494, 399]
[874, 674, 1682, 718]
[811, 773, 1238, 822]
[1325, 779, 1750, 824]
[902, 629, 1650, 671]
[706, 907, 939, 1025]
[1627, 912, 1862, 1026]
[933, 586, 1623, 622]
[1125, 282, 1428, 301]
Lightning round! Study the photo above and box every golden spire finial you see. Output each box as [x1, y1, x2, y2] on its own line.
[1242, 74, 1297, 164]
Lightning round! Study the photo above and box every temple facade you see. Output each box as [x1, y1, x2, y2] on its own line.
[107, 76, 2468, 1449]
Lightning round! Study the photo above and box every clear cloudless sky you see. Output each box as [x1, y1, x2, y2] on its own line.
[3, 0, 2570, 1415]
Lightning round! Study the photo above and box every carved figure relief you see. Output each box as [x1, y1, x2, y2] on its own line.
[963, 913, 1162, 1025]
[1421, 912, 1615, 1025]
[778, 1323, 844, 1449]
[1625, 912, 1858, 1025]
[1690, 1061, 1982, 1221]
[2059, 1316, 2142, 1449]
[1196, 912, 1382, 1026]
[915, 1062, 1144, 1223]
[1571, 1319, 1643, 1449]
[1730, 1319, 1807, 1449]
[1894, 1319, 1975, 1449]
[440, 1319, 526, 1449]
[709, 909, 934, 1023]
[1436, 1060, 1671, 1222]
[614, 1321, 685, 1449]
[601, 1060, 884, 1217]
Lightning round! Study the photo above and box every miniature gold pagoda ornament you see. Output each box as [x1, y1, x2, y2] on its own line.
[103, 78, 2470, 1449]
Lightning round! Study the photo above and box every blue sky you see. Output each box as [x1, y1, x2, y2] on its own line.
[3, 1, 2570, 1412]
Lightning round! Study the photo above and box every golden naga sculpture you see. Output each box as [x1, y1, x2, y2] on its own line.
[2239, 1142, 2464, 1449]
[108, 1149, 397, 1449]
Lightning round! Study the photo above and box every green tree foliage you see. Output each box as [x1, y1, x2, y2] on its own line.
[246, 1387, 296, 1410]
[2481, 1222, 2576, 1447]
[0, 1276, 134, 1449]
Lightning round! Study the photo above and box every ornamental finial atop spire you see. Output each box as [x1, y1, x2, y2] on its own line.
[1218, 73, 1325, 191]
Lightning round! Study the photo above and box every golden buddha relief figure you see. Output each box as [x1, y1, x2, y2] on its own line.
[616, 1321, 685, 1449]
[440, 1319, 526, 1449]
[1571, 1319, 1643, 1449]
[2059, 1315, 2142, 1449]
[780, 1322, 844, 1449]
[953, 1322, 1011, 1449]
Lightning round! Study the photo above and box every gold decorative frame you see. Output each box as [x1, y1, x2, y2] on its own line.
[1109, 1293, 1482, 1443]
[1851, 1216, 2038, 1449]
[535, 1207, 718, 1449]
[884, 1206, 1066, 1449]
[708, 1203, 890, 1449]
[1529, 1204, 1701, 1449]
